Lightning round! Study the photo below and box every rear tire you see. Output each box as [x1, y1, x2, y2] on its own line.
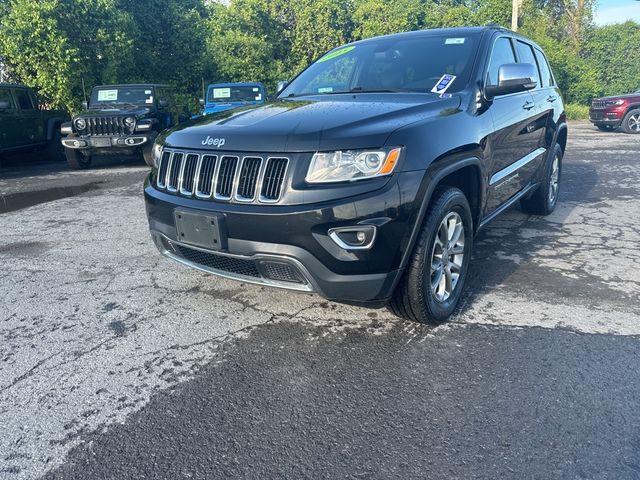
[65, 147, 92, 169]
[621, 108, 640, 134]
[47, 127, 65, 162]
[520, 143, 562, 216]
[388, 187, 473, 324]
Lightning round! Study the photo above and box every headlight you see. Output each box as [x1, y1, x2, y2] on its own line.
[605, 99, 625, 106]
[124, 117, 136, 129]
[151, 142, 163, 168]
[74, 118, 86, 130]
[305, 147, 402, 183]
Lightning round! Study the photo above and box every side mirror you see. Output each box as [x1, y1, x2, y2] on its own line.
[276, 80, 289, 94]
[198, 98, 205, 106]
[158, 99, 169, 108]
[0, 100, 10, 111]
[82, 101, 88, 110]
[485, 63, 537, 99]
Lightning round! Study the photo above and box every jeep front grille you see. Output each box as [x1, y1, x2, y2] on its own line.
[84, 116, 127, 136]
[591, 100, 606, 109]
[156, 150, 289, 204]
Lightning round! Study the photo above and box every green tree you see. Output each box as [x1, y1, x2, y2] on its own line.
[586, 21, 640, 96]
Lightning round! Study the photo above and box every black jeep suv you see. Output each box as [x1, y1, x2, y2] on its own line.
[144, 27, 567, 324]
[61, 84, 173, 169]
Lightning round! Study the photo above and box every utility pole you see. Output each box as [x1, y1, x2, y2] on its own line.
[511, 0, 523, 31]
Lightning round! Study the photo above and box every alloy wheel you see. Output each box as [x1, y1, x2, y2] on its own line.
[430, 212, 465, 302]
[628, 113, 640, 132]
[549, 154, 560, 204]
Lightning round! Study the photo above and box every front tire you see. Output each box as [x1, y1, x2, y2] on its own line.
[621, 108, 640, 134]
[65, 147, 92, 169]
[520, 143, 562, 216]
[47, 126, 65, 162]
[388, 187, 473, 324]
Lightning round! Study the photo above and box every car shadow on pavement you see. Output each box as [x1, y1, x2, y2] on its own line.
[459, 160, 599, 313]
[0, 152, 147, 181]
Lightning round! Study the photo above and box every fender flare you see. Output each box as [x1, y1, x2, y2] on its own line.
[46, 117, 67, 141]
[622, 103, 640, 117]
[397, 156, 484, 274]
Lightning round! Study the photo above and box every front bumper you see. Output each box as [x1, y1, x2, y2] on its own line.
[62, 135, 152, 150]
[589, 109, 622, 125]
[144, 171, 424, 306]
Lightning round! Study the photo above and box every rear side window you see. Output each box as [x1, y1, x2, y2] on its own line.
[534, 48, 555, 88]
[14, 89, 35, 110]
[487, 37, 516, 86]
[0, 89, 15, 109]
[515, 40, 540, 87]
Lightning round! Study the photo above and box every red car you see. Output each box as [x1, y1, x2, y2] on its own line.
[589, 90, 640, 134]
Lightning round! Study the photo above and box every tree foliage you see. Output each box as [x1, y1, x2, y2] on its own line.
[0, 0, 635, 114]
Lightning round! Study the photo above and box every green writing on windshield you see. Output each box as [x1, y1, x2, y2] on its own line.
[317, 46, 355, 63]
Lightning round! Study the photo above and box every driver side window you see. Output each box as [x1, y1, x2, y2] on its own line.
[487, 37, 516, 86]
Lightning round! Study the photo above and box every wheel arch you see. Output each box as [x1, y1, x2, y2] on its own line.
[46, 117, 67, 141]
[398, 154, 485, 274]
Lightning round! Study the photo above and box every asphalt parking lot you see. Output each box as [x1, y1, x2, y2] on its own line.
[1, 122, 639, 479]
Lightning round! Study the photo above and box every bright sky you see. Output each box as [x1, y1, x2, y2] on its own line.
[595, 0, 640, 25]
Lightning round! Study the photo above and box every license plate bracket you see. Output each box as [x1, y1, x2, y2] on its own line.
[174, 210, 227, 251]
[92, 137, 111, 147]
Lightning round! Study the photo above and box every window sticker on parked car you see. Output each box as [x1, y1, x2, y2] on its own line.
[445, 38, 465, 45]
[213, 88, 232, 99]
[145, 90, 152, 94]
[318, 87, 334, 93]
[255, 94, 262, 101]
[431, 74, 456, 94]
[252, 87, 259, 92]
[97, 90, 118, 101]
[318, 46, 355, 63]
[145, 96, 153, 104]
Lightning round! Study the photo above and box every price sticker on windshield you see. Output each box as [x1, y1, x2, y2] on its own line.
[431, 74, 456, 95]
[98, 89, 118, 101]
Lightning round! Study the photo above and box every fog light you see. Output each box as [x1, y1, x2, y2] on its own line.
[328, 225, 377, 250]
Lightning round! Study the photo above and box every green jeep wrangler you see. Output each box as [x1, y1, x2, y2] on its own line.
[0, 84, 69, 164]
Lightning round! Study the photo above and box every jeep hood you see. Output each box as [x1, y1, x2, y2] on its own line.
[78, 106, 152, 118]
[594, 93, 640, 101]
[163, 94, 462, 153]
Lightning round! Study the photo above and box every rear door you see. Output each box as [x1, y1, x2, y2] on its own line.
[485, 36, 540, 213]
[13, 87, 43, 146]
[0, 88, 21, 150]
[513, 40, 548, 187]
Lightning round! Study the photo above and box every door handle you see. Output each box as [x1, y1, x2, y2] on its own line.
[523, 101, 535, 111]
[547, 96, 557, 103]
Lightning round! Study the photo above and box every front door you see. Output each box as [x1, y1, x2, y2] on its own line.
[13, 88, 43, 146]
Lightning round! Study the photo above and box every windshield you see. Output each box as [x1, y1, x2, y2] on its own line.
[207, 86, 263, 103]
[281, 33, 479, 98]
[90, 87, 154, 107]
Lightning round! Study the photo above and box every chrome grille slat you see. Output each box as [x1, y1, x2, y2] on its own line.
[195, 155, 217, 198]
[167, 153, 184, 193]
[156, 149, 288, 204]
[157, 152, 171, 189]
[179, 154, 199, 195]
[260, 158, 288, 202]
[235, 157, 262, 201]
[214, 156, 239, 200]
